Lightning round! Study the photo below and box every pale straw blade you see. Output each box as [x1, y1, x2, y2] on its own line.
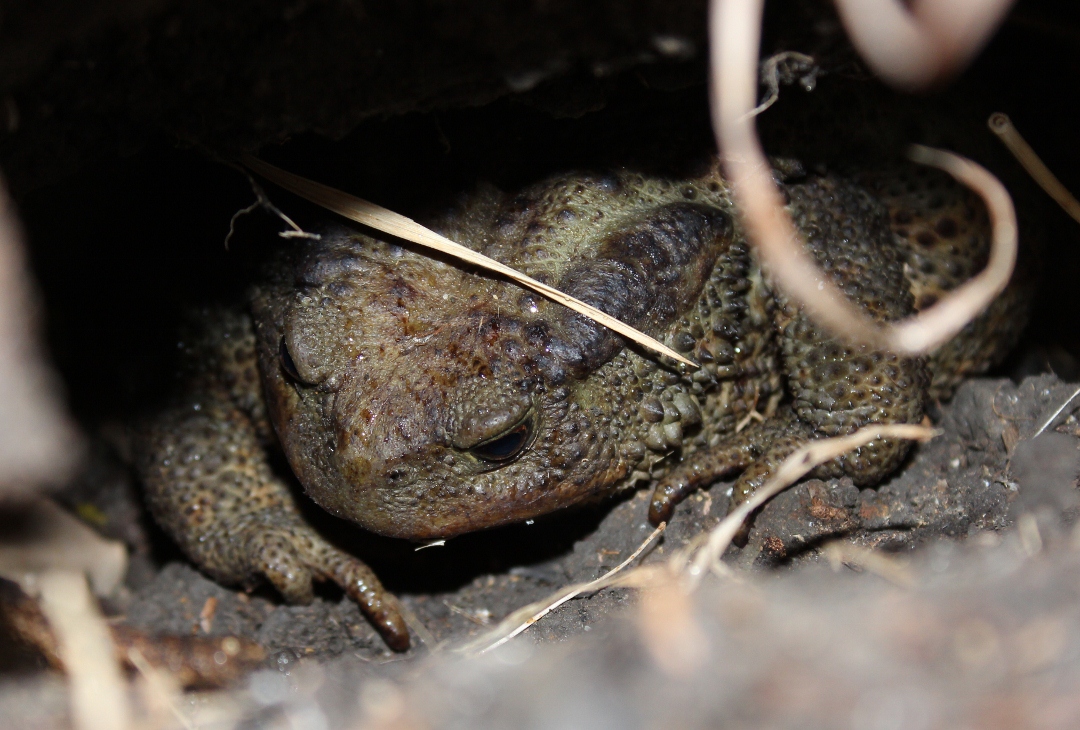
[242, 155, 696, 367]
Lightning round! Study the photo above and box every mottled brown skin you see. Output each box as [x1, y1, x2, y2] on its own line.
[135, 161, 1028, 651]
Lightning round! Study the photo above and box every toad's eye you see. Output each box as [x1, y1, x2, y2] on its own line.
[279, 337, 303, 383]
[471, 420, 533, 463]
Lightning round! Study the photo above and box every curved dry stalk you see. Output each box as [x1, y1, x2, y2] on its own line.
[710, 0, 1018, 357]
[459, 522, 666, 656]
[990, 112, 1080, 224]
[833, 0, 1016, 90]
[242, 156, 695, 368]
[682, 423, 938, 587]
[891, 145, 1018, 353]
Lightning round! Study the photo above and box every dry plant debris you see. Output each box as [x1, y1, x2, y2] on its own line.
[0, 174, 81, 493]
[242, 155, 695, 368]
[464, 522, 667, 655]
[679, 423, 938, 584]
[0, 497, 127, 597]
[35, 571, 130, 730]
[1033, 385, 1080, 438]
[990, 111, 1080, 225]
[711, 0, 1018, 357]
[832, 0, 1017, 90]
[0, 577, 265, 690]
[821, 540, 916, 588]
[464, 424, 935, 653]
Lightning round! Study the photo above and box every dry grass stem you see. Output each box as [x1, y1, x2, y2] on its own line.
[469, 425, 935, 655]
[990, 112, 1080, 224]
[127, 647, 193, 730]
[0, 497, 128, 598]
[822, 540, 916, 588]
[36, 571, 131, 730]
[1033, 385, 1080, 438]
[832, 0, 1016, 90]
[711, 0, 1017, 356]
[891, 144, 1018, 353]
[242, 155, 695, 367]
[462, 522, 666, 655]
[682, 424, 938, 586]
[0, 174, 82, 492]
[399, 603, 438, 649]
[637, 582, 708, 677]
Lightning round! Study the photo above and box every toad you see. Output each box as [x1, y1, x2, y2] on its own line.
[135, 161, 1029, 650]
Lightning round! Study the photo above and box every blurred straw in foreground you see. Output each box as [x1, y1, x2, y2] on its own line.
[711, 0, 1018, 356]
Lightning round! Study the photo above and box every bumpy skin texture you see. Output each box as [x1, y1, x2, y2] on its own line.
[135, 162, 1027, 651]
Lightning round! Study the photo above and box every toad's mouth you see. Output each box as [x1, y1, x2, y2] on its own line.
[330, 460, 616, 541]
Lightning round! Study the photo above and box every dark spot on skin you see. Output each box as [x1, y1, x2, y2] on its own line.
[917, 293, 939, 310]
[674, 332, 696, 352]
[916, 231, 937, 247]
[893, 209, 914, 225]
[934, 217, 959, 238]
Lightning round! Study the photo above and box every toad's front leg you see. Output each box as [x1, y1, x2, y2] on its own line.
[650, 174, 929, 524]
[135, 396, 410, 651]
[649, 323, 927, 526]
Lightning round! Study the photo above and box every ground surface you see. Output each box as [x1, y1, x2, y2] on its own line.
[5, 374, 1080, 727]
[104, 374, 1080, 659]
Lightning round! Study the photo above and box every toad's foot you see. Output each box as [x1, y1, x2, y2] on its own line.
[647, 411, 804, 525]
[239, 515, 410, 651]
[648, 405, 918, 544]
[136, 394, 410, 651]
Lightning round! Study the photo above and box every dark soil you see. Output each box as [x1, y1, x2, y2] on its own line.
[9, 374, 1080, 728]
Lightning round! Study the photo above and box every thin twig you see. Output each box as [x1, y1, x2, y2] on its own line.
[990, 112, 1080, 224]
[225, 167, 321, 249]
[710, 0, 1017, 357]
[242, 155, 695, 368]
[892, 144, 1018, 354]
[461, 522, 666, 655]
[681, 423, 938, 586]
[1033, 385, 1080, 438]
